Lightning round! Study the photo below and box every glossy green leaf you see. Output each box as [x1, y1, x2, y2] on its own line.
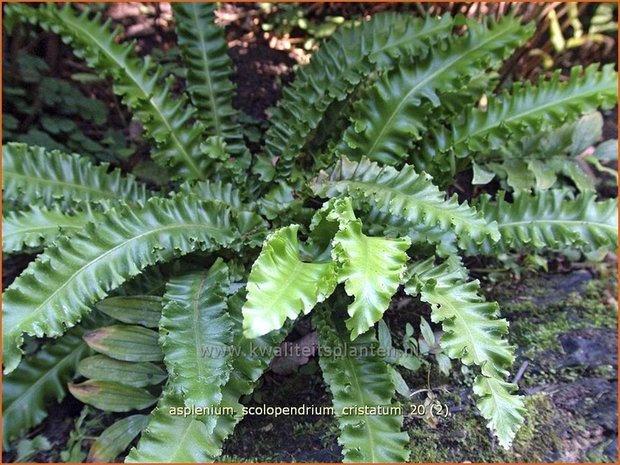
[69, 380, 157, 412]
[78, 355, 166, 387]
[2, 143, 149, 207]
[3, 196, 257, 373]
[242, 225, 338, 338]
[125, 390, 217, 463]
[405, 256, 524, 448]
[311, 156, 500, 248]
[95, 295, 163, 328]
[422, 64, 618, 169]
[325, 198, 410, 339]
[314, 306, 409, 462]
[9, 4, 210, 180]
[256, 12, 455, 181]
[83, 325, 162, 362]
[2, 327, 89, 449]
[337, 15, 532, 165]
[88, 414, 149, 462]
[160, 259, 233, 407]
[468, 190, 618, 254]
[3, 205, 102, 254]
[173, 3, 249, 162]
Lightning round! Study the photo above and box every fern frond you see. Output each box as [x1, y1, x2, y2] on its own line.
[9, 4, 209, 180]
[465, 190, 618, 255]
[129, 293, 292, 462]
[2, 327, 90, 449]
[178, 180, 246, 210]
[78, 355, 166, 388]
[242, 225, 337, 338]
[310, 156, 500, 248]
[125, 389, 217, 462]
[314, 305, 409, 462]
[337, 15, 532, 165]
[254, 12, 455, 181]
[405, 256, 525, 448]
[208, 295, 293, 457]
[173, 3, 249, 160]
[2, 196, 261, 374]
[325, 198, 410, 339]
[3, 205, 102, 254]
[362, 206, 458, 257]
[160, 259, 234, 408]
[88, 414, 149, 462]
[2, 143, 150, 207]
[421, 64, 618, 170]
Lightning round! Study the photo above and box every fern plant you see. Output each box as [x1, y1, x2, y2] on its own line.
[2, 3, 618, 462]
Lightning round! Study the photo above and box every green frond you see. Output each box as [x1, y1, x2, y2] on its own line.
[242, 225, 338, 338]
[125, 389, 216, 462]
[88, 414, 150, 462]
[209, 295, 293, 457]
[337, 15, 532, 165]
[2, 327, 90, 450]
[2, 143, 150, 207]
[2, 196, 261, 374]
[362, 206, 458, 257]
[173, 3, 249, 160]
[421, 64, 618, 172]
[95, 295, 163, 328]
[178, 180, 246, 210]
[474, 377, 528, 450]
[83, 325, 163, 362]
[325, 198, 411, 339]
[129, 293, 292, 462]
[9, 4, 210, 180]
[310, 156, 500, 248]
[405, 256, 525, 448]
[465, 190, 618, 255]
[3, 205, 102, 254]
[254, 12, 455, 181]
[160, 259, 234, 407]
[314, 306, 409, 462]
[78, 355, 166, 388]
[69, 380, 158, 412]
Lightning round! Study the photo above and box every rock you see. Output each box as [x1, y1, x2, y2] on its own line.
[531, 270, 593, 307]
[559, 329, 618, 368]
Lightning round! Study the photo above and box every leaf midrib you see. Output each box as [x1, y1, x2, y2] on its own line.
[11, 222, 224, 335]
[4, 337, 86, 420]
[188, 3, 222, 135]
[59, 10, 202, 177]
[364, 22, 520, 158]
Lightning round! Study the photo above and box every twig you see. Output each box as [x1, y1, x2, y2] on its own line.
[512, 361, 529, 385]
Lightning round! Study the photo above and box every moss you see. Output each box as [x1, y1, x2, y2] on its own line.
[406, 393, 564, 462]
